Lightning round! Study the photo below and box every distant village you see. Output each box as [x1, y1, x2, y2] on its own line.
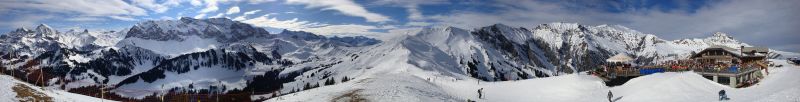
[592, 46, 781, 88]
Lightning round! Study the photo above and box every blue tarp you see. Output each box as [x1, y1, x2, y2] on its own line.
[729, 66, 738, 73]
[639, 68, 665, 75]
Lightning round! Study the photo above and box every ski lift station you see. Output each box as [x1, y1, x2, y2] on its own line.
[595, 46, 769, 88]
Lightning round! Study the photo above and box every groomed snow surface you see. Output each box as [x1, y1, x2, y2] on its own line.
[268, 59, 800, 102]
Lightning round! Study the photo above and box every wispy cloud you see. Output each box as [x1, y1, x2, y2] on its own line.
[241, 14, 393, 35]
[198, 0, 220, 13]
[242, 14, 327, 30]
[286, 0, 392, 22]
[226, 6, 241, 14]
[108, 16, 138, 21]
[131, 0, 171, 13]
[0, 14, 55, 29]
[160, 16, 176, 20]
[66, 17, 107, 22]
[0, 0, 147, 16]
[233, 10, 261, 21]
[372, 0, 448, 21]
[243, 10, 261, 15]
[209, 13, 225, 18]
[194, 13, 207, 19]
[302, 24, 387, 36]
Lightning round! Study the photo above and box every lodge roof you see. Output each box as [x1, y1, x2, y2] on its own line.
[691, 46, 742, 58]
[691, 45, 767, 59]
[607, 53, 634, 63]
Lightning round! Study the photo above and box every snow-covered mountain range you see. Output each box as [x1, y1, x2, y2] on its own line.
[0, 18, 797, 100]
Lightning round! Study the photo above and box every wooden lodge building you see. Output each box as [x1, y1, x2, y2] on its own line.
[690, 46, 768, 65]
[598, 45, 769, 88]
[689, 46, 767, 87]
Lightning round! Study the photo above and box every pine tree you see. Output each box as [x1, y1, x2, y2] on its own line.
[324, 78, 335, 85]
[303, 82, 311, 90]
[341, 76, 350, 82]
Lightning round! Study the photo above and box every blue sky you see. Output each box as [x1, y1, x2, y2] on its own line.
[0, 0, 798, 52]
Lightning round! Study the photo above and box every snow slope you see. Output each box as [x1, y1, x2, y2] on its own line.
[0, 75, 115, 102]
[116, 35, 221, 57]
[268, 59, 800, 102]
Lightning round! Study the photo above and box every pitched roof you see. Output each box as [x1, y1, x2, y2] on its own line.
[742, 47, 769, 53]
[607, 53, 633, 62]
[691, 45, 742, 58]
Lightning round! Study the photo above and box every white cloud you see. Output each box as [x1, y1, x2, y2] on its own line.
[160, 16, 176, 20]
[162, 0, 202, 6]
[66, 17, 106, 22]
[226, 6, 241, 14]
[108, 16, 138, 21]
[302, 24, 382, 35]
[405, 21, 431, 27]
[194, 13, 207, 19]
[0, 14, 55, 29]
[189, 0, 203, 6]
[232, 16, 247, 21]
[198, 0, 220, 13]
[372, 0, 448, 21]
[405, 5, 424, 20]
[131, 0, 171, 13]
[286, 0, 391, 22]
[303, 24, 398, 36]
[241, 14, 393, 35]
[233, 10, 261, 21]
[197, 0, 269, 14]
[0, 0, 147, 16]
[209, 13, 225, 18]
[248, 0, 278, 4]
[242, 15, 327, 30]
[243, 10, 261, 15]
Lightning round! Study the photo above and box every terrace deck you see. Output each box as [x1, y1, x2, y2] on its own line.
[604, 66, 762, 87]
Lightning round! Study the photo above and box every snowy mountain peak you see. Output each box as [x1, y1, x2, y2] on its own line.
[687, 32, 749, 48]
[13, 27, 30, 33]
[279, 29, 325, 40]
[712, 32, 730, 37]
[6, 27, 31, 37]
[125, 17, 269, 42]
[673, 32, 750, 48]
[35, 23, 56, 36]
[413, 26, 470, 44]
[420, 25, 463, 33]
[708, 32, 736, 41]
[489, 23, 513, 29]
[536, 22, 582, 31]
[594, 24, 639, 34]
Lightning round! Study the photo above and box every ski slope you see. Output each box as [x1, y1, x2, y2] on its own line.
[267, 59, 800, 102]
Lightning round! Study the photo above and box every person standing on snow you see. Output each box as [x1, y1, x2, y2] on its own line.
[607, 91, 613, 102]
[478, 88, 484, 99]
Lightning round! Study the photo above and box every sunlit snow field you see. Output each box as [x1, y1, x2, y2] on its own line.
[268, 59, 800, 102]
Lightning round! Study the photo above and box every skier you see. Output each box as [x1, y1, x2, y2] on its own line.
[607, 91, 613, 102]
[478, 88, 484, 99]
[719, 90, 729, 100]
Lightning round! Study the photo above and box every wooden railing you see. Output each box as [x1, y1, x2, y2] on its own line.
[607, 65, 758, 77]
